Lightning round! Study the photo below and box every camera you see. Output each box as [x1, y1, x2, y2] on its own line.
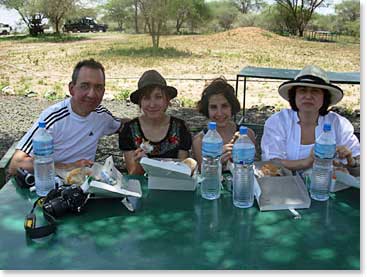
[15, 168, 35, 188]
[43, 185, 88, 217]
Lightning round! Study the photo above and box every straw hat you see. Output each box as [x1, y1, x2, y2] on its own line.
[278, 65, 343, 105]
[130, 70, 177, 104]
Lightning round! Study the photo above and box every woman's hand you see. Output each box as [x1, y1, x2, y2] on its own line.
[304, 147, 315, 169]
[133, 148, 147, 162]
[221, 143, 233, 164]
[335, 146, 354, 167]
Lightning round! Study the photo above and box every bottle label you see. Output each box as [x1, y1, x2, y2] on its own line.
[202, 141, 223, 158]
[315, 143, 336, 159]
[233, 147, 255, 164]
[33, 140, 54, 156]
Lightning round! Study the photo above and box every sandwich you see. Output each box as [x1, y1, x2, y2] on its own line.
[182, 158, 197, 176]
[140, 140, 154, 153]
[65, 167, 92, 185]
[259, 163, 283, 177]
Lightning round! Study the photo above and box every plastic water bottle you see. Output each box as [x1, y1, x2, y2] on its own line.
[201, 122, 223, 200]
[33, 121, 55, 196]
[310, 123, 336, 201]
[232, 126, 256, 208]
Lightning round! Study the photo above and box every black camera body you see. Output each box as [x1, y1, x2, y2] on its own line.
[15, 168, 35, 188]
[43, 185, 88, 218]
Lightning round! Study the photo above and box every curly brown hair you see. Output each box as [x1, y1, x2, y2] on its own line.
[197, 77, 240, 118]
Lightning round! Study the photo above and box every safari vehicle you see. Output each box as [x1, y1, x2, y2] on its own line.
[63, 17, 108, 33]
[0, 23, 12, 35]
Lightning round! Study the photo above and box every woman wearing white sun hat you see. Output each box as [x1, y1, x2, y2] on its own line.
[261, 65, 360, 171]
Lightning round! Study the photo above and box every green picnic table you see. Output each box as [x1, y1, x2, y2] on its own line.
[235, 66, 360, 118]
[0, 175, 360, 270]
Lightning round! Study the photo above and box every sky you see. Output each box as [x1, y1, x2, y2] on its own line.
[0, 0, 345, 28]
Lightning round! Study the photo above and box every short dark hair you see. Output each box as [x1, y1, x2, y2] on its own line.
[288, 86, 331, 116]
[197, 77, 240, 117]
[71, 59, 105, 84]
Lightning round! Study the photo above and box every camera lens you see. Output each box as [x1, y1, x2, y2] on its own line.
[25, 174, 35, 186]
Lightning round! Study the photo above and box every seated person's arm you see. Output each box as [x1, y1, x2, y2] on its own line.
[192, 133, 203, 170]
[116, 117, 131, 133]
[124, 149, 146, 175]
[275, 156, 314, 171]
[55, 159, 94, 170]
[335, 146, 360, 168]
[247, 128, 256, 146]
[178, 150, 189, 160]
[9, 150, 34, 175]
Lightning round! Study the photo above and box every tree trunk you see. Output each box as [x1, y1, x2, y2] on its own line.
[134, 0, 139, 34]
[176, 19, 180, 34]
[55, 18, 60, 34]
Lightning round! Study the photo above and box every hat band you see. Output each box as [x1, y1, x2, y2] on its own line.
[296, 75, 329, 86]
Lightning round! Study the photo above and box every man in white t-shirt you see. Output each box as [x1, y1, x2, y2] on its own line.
[9, 59, 124, 175]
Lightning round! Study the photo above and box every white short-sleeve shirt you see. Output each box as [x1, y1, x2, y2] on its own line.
[261, 109, 360, 161]
[17, 98, 121, 163]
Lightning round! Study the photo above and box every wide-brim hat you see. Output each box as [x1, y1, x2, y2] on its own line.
[278, 65, 343, 105]
[130, 70, 177, 104]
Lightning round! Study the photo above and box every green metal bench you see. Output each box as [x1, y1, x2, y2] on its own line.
[235, 66, 360, 119]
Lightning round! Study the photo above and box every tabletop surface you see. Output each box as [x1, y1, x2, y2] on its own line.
[237, 66, 360, 84]
[0, 176, 360, 270]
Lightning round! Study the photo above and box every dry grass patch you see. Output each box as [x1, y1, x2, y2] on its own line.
[0, 27, 360, 110]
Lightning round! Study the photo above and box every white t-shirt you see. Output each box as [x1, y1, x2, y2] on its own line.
[17, 98, 121, 163]
[261, 109, 360, 161]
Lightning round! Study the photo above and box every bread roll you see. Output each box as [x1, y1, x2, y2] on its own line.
[182, 158, 197, 176]
[260, 163, 282, 177]
[65, 167, 92, 185]
[140, 140, 154, 153]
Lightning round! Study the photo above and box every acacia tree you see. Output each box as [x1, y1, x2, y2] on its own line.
[0, 0, 78, 34]
[104, 0, 133, 32]
[169, 0, 194, 34]
[169, 0, 209, 34]
[334, 0, 359, 36]
[231, 0, 264, 14]
[0, 0, 42, 33]
[275, 0, 328, 37]
[138, 0, 169, 48]
[41, 0, 77, 33]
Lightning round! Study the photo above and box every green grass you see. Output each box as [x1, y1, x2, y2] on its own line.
[0, 76, 9, 90]
[114, 89, 131, 101]
[179, 97, 197, 108]
[0, 33, 87, 43]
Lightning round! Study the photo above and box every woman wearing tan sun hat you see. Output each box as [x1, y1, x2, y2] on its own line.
[261, 65, 360, 172]
[119, 70, 192, 175]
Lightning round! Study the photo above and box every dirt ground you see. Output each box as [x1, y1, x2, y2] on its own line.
[0, 28, 360, 111]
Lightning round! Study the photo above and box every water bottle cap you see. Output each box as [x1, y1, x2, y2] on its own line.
[239, 126, 248, 135]
[208, 122, 217, 130]
[323, 123, 331, 131]
[38, 121, 46, 128]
